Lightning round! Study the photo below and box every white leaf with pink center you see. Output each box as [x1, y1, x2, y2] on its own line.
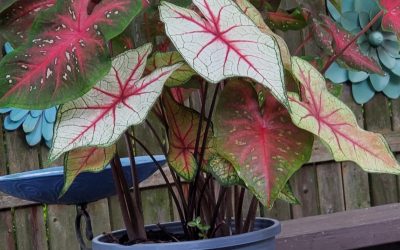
[49, 44, 181, 161]
[159, 0, 288, 106]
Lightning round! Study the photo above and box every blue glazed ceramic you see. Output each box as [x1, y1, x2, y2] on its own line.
[0, 155, 165, 205]
[92, 218, 281, 250]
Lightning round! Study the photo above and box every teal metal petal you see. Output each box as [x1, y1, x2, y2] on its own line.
[30, 110, 43, 118]
[355, 0, 378, 13]
[341, 12, 359, 31]
[26, 118, 42, 146]
[327, 0, 341, 21]
[352, 80, 375, 104]
[359, 40, 370, 54]
[0, 108, 12, 114]
[370, 8, 382, 30]
[45, 139, 52, 148]
[342, 0, 355, 12]
[44, 107, 57, 123]
[383, 32, 397, 42]
[382, 40, 400, 58]
[368, 47, 379, 62]
[370, 73, 390, 91]
[9, 109, 28, 122]
[4, 42, 13, 54]
[392, 60, 400, 76]
[358, 12, 370, 28]
[42, 118, 53, 141]
[22, 115, 40, 133]
[383, 75, 400, 99]
[325, 62, 349, 83]
[378, 47, 396, 69]
[348, 70, 368, 82]
[4, 116, 24, 130]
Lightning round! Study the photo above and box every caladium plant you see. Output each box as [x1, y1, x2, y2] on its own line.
[1, 0, 400, 246]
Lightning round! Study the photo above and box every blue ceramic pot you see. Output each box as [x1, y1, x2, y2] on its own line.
[92, 218, 280, 250]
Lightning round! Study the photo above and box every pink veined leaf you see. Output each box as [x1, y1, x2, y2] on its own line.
[164, 92, 208, 180]
[159, 0, 289, 108]
[214, 80, 313, 207]
[60, 145, 116, 196]
[206, 152, 243, 186]
[380, 0, 400, 37]
[265, 8, 310, 31]
[0, 0, 142, 109]
[316, 15, 384, 74]
[288, 57, 400, 174]
[0, 0, 56, 46]
[235, 0, 291, 69]
[145, 51, 196, 87]
[49, 44, 182, 161]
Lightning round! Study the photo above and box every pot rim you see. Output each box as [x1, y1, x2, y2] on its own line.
[92, 217, 280, 249]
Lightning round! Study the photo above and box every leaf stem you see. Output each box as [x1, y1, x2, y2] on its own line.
[322, 10, 384, 73]
[294, 32, 312, 56]
[131, 135, 190, 237]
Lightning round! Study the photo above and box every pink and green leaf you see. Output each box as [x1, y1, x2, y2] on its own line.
[159, 0, 289, 108]
[315, 16, 384, 74]
[49, 44, 181, 161]
[235, 0, 291, 69]
[380, 0, 400, 37]
[164, 92, 208, 180]
[214, 80, 313, 207]
[0, 0, 142, 109]
[146, 51, 196, 87]
[60, 145, 117, 196]
[278, 183, 299, 204]
[265, 8, 310, 31]
[0, 0, 55, 46]
[289, 56, 400, 174]
[206, 152, 243, 186]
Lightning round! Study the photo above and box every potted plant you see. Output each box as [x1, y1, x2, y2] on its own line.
[0, 0, 399, 249]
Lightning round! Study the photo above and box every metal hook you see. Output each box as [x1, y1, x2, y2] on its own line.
[75, 203, 93, 250]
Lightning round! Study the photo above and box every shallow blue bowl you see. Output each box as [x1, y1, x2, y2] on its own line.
[0, 156, 165, 205]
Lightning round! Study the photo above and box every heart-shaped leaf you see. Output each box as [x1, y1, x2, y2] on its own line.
[49, 44, 181, 161]
[289, 57, 400, 174]
[235, 0, 291, 69]
[146, 51, 196, 87]
[159, 0, 289, 108]
[60, 145, 117, 196]
[0, 0, 56, 46]
[315, 15, 384, 74]
[265, 8, 310, 31]
[207, 153, 243, 186]
[164, 92, 208, 180]
[214, 80, 313, 207]
[380, 0, 400, 37]
[0, 0, 142, 109]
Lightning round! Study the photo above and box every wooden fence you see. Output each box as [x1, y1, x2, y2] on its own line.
[2, 0, 400, 249]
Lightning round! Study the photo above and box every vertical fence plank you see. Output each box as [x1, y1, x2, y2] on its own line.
[290, 165, 320, 218]
[316, 162, 345, 214]
[40, 148, 80, 250]
[141, 187, 172, 225]
[390, 98, 400, 201]
[5, 130, 48, 250]
[0, 117, 16, 250]
[340, 85, 371, 210]
[365, 94, 398, 205]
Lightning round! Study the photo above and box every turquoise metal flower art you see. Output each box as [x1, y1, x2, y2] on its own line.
[325, 0, 400, 104]
[0, 43, 57, 147]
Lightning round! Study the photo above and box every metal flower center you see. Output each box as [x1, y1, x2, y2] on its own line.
[368, 31, 384, 47]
